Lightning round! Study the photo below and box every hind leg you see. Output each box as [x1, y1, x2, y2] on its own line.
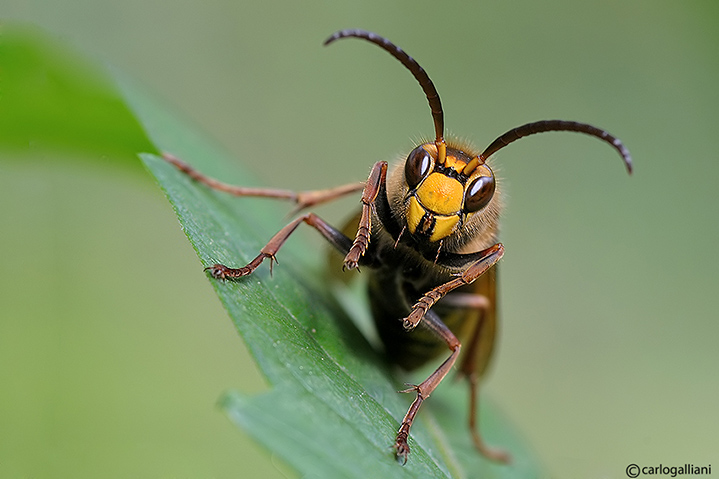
[453, 291, 510, 464]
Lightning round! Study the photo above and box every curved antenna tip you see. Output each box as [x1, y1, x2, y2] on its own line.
[321, 29, 445, 145]
[323, 29, 370, 47]
[617, 143, 634, 175]
[322, 32, 340, 46]
[481, 120, 633, 176]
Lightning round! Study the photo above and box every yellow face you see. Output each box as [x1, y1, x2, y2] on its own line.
[404, 143, 495, 243]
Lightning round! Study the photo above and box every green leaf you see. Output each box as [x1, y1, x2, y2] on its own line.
[0, 24, 155, 164]
[121, 80, 542, 477]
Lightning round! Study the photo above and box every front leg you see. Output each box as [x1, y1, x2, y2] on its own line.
[162, 151, 370, 278]
[402, 243, 504, 331]
[343, 161, 388, 270]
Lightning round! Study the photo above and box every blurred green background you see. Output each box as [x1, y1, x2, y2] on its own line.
[1, 1, 718, 478]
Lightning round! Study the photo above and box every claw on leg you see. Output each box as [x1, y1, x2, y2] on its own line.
[204, 252, 273, 279]
[393, 432, 411, 465]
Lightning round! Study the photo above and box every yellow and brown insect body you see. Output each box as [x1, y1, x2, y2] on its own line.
[163, 28, 632, 466]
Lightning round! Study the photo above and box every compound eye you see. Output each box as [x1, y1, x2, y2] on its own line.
[404, 146, 433, 189]
[464, 175, 495, 213]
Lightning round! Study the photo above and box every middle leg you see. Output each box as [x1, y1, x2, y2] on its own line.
[393, 309, 461, 464]
[207, 212, 353, 279]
